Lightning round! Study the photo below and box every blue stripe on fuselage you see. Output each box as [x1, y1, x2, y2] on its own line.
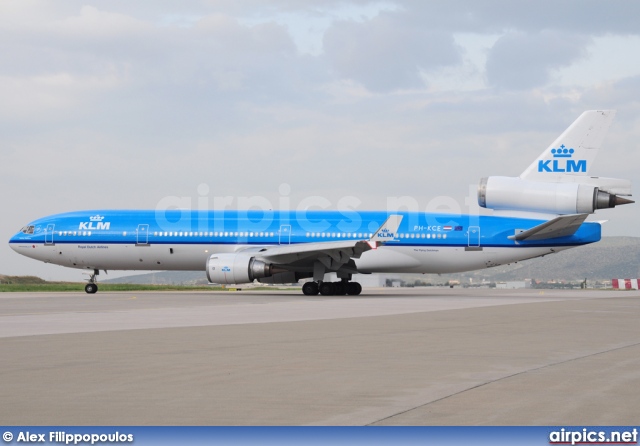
[9, 210, 601, 247]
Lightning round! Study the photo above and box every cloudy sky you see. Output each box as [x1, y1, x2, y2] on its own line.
[2, 1, 640, 280]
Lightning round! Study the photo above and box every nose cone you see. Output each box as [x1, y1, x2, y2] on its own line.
[9, 233, 21, 253]
[9, 229, 33, 254]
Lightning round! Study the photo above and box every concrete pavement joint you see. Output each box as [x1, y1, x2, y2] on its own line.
[367, 339, 640, 425]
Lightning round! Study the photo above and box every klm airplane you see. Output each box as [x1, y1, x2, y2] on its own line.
[9, 111, 633, 295]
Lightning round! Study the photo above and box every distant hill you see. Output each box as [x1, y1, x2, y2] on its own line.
[460, 236, 640, 282]
[98, 236, 640, 285]
[0, 275, 49, 285]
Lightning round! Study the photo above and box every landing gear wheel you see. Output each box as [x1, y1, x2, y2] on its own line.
[319, 282, 335, 296]
[333, 281, 347, 296]
[85, 269, 99, 294]
[302, 282, 319, 296]
[346, 282, 362, 295]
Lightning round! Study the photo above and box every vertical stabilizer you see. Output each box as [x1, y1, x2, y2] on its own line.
[520, 110, 616, 182]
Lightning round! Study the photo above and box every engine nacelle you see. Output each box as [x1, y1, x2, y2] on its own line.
[206, 253, 273, 284]
[478, 176, 632, 214]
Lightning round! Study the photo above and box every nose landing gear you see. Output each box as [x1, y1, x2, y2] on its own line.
[84, 269, 99, 294]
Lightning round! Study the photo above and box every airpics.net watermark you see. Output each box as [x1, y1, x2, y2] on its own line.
[153, 183, 483, 233]
[549, 428, 638, 445]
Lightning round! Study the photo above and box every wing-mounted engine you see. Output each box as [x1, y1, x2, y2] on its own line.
[206, 253, 278, 284]
[478, 176, 633, 215]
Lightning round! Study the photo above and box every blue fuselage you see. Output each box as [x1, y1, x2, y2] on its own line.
[10, 210, 600, 250]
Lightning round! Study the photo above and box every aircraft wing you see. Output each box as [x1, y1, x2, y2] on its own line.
[250, 215, 403, 266]
[255, 240, 373, 265]
[508, 214, 589, 241]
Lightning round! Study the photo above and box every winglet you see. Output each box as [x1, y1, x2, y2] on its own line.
[369, 215, 403, 246]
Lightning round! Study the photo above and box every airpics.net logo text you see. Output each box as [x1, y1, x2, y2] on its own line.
[549, 427, 638, 445]
[153, 183, 481, 234]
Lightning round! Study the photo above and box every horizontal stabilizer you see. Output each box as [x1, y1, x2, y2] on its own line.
[508, 214, 589, 241]
[552, 176, 632, 196]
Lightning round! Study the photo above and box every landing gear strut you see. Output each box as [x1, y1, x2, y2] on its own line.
[85, 269, 99, 294]
[302, 279, 362, 296]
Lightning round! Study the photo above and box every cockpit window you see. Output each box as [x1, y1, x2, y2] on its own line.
[20, 225, 35, 234]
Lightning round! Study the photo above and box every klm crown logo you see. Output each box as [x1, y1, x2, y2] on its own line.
[538, 144, 586, 173]
[377, 228, 395, 238]
[551, 144, 574, 158]
[79, 214, 110, 230]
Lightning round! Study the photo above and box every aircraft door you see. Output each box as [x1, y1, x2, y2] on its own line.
[279, 225, 291, 245]
[45, 224, 55, 246]
[468, 226, 480, 247]
[136, 224, 149, 246]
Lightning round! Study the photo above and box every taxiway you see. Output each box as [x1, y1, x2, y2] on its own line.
[1, 288, 639, 425]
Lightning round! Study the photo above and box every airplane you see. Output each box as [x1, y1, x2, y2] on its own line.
[9, 110, 634, 296]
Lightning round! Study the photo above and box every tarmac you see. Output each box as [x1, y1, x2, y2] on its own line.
[1, 287, 639, 425]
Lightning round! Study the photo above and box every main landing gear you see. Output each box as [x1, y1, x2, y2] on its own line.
[85, 269, 99, 294]
[302, 280, 362, 296]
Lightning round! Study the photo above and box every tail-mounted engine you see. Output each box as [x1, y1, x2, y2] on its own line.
[478, 176, 633, 214]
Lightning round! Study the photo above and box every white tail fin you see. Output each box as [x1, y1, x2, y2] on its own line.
[520, 110, 616, 181]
